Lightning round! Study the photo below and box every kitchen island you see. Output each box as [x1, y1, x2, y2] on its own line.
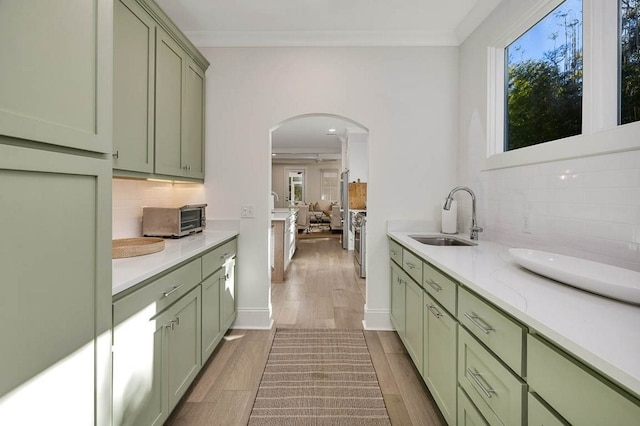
[271, 208, 298, 282]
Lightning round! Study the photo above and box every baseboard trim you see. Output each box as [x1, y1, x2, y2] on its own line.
[232, 308, 274, 330]
[363, 306, 394, 331]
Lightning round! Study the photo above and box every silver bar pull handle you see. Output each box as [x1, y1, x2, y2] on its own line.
[467, 368, 497, 398]
[163, 284, 184, 297]
[464, 312, 494, 334]
[219, 252, 230, 259]
[425, 278, 442, 292]
[390, 249, 398, 256]
[404, 261, 416, 270]
[427, 304, 442, 319]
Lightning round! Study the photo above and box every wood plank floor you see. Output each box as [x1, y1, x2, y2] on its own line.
[166, 237, 445, 425]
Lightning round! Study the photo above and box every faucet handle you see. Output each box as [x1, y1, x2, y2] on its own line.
[470, 226, 483, 240]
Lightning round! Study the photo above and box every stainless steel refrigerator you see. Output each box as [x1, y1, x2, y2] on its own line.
[340, 170, 349, 249]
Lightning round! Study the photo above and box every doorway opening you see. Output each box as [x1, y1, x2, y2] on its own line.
[269, 113, 369, 283]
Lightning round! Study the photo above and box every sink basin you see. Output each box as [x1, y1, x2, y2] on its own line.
[409, 235, 477, 246]
[509, 249, 640, 305]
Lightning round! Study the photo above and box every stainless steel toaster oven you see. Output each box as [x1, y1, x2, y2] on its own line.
[142, 204, 207, 238]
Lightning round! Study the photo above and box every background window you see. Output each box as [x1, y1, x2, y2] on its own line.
[505, 0, 583, 151]
[320, 169, 339, 202]
[621, 0, 640, 124]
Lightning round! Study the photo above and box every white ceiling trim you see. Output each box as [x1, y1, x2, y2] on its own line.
[185, 29, 460, 48]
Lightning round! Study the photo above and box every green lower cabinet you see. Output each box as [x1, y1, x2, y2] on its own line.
[458, 387, 489, 426]
[166, 286, 202, 409]
[201, 270, 223, 361]
[528, 392, 569, 426]
[113, 303, 167, 426]
[528, 334, 640, 425]
[422, 293, 457, 426]
[458, 328, 526, 426]
[404, 278, 424, 373]
[390, 261, 406, 337]
[113, 285, 201, 426]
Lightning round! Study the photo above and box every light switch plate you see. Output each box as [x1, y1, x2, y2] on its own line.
[240, 205, 255, 218]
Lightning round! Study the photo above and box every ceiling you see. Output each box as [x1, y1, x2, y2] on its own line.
[271, 115, 366, 164]
[154, 0, 503, 47]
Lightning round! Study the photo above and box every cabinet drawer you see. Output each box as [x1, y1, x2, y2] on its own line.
[458, 287, 525, 375]
[114, 258, 202, 324]
[528, 392, 568, 426]
[458, 387, 488, 426]
[389, 238, 402, 265]
[402, 249, 423, 284]
[458, 328, 526, 426]
[422, 261, 457, 314]
[202, 238, 237, 279]
[528, 334, 640, 425]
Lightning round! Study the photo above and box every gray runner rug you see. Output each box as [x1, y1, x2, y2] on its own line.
[248, 329, 391, 425]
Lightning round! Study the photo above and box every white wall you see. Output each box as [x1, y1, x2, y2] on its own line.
[203, 47, 459, 328]
[458, 0, 640, 272]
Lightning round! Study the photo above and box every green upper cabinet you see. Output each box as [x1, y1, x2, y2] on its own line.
[155, 27, 185, 177]
[155, 28, 206, 180]
[182, 59, 205, 179]
[113, 0, 155, 173]
[112, 0, 209, 180]
[0, 0, 111, 153]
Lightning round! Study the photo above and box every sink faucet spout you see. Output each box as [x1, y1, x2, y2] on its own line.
[443, 186, 483, 240]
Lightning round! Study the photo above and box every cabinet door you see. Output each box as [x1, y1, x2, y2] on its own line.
[458, 387, 489, 426]
[220, 257, 237, 331]
[390, 262, 406, 337]
[155, 28, 185, 177]
[0, 0, 111, 153]
[404, 278, 423, 374]
[167, 286, 202, 410]
[0, 144, 111, 424]
[202, 269, 222, 362]
[113, 0, 155, 173]
[113, 303, 167, 426]
[182, 59, 205, 179]
[423, 294, 457, 426]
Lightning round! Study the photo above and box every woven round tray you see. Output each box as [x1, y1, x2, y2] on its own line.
[112, 237, 165, 259]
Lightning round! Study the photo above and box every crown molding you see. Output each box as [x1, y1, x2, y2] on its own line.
[184, 29, 460, 48]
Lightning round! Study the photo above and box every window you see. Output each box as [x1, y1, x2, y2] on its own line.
[486, 0, 639, 169]
[320, 169, 339, 202]
[505, 0, 583, 151]
[620, 0, 640, 124]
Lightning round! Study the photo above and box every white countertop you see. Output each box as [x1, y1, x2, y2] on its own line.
[271, 207, 298, 221]
[388, 231, 640, 398]
[112, 229, 238, 296]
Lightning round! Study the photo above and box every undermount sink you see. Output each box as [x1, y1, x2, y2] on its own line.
[409, 235, 477, 246]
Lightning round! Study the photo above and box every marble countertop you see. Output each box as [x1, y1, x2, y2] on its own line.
[112, 229, 238, 296]
[388, 231, 640, 397]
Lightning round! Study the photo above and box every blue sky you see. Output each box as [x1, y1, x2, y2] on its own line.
[508, 0, 582, 64]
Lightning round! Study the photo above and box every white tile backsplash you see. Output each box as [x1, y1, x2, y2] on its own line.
[462, 150, 640, 272]
[112, 178, 206, 239]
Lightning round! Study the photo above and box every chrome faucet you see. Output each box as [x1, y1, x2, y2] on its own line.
[443, 186, 483, 240]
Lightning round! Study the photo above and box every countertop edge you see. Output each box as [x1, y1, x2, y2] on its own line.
[112, 230, 239, 297]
